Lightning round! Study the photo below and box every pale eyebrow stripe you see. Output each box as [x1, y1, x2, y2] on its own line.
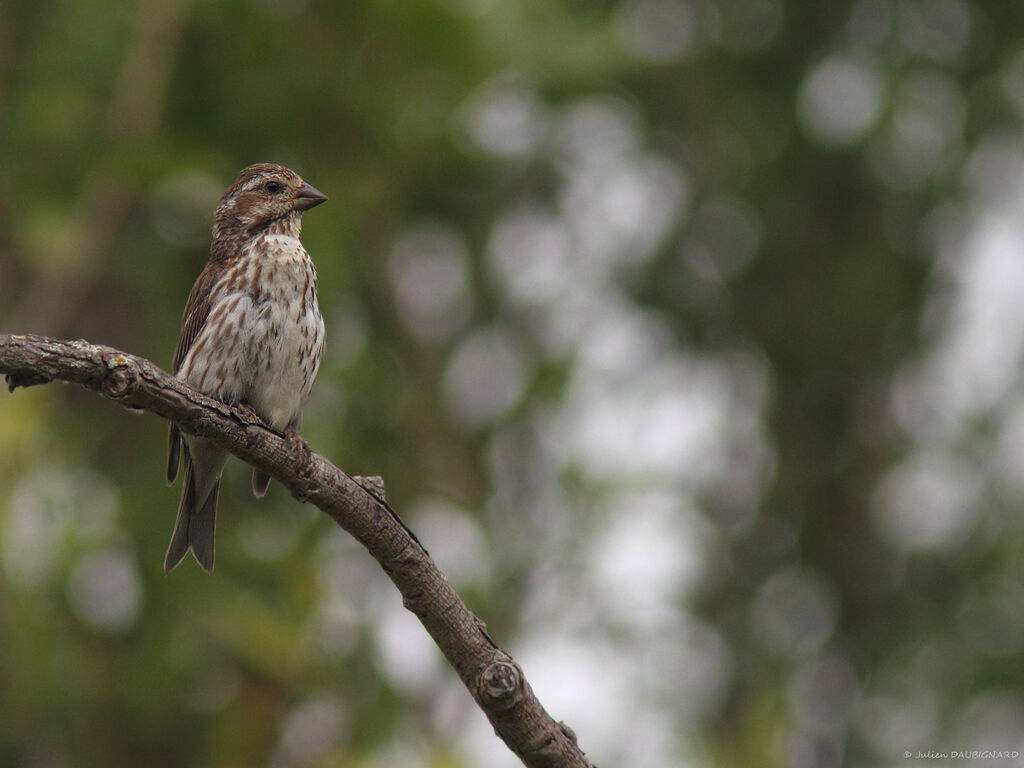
[241, 176, 266, 192]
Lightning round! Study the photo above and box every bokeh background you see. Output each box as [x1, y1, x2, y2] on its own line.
[2, 1, 1024, 766]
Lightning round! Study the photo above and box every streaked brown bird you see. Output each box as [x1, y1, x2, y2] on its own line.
[164, 163, 327, 573]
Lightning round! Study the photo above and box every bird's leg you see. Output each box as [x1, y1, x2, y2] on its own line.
[284, 424, 312, 461]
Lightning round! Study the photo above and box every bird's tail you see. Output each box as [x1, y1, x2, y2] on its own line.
[252, 468, 271, 498]
[165, 442, 224, 573]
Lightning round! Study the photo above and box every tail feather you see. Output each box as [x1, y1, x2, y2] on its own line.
[252, 468, 271, 498]
[167, 423, 181, 485]
[165, 443, 222, 574]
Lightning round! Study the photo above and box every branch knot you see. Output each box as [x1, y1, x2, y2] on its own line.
[479, 660, 522, 709]
[101, 354, 139, 400]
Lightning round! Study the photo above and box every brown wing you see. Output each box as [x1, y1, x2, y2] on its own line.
[167, 262, 224, 484]
[172, 262, 224, 374]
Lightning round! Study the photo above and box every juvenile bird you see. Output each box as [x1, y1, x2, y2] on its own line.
[165, 163, 327, 573]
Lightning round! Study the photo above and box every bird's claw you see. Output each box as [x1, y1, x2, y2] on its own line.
[284, 425, 313, 462]
[234, 402, 262, 425]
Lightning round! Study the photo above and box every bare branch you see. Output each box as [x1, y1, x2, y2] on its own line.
[0, 333, 595, 768]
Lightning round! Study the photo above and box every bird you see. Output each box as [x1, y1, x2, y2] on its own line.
[164, 163, 327, 573]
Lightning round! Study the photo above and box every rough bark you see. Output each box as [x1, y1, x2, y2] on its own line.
[0, 333, 595, 768]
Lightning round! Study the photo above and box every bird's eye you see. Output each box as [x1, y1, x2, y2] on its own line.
[265, 181, 283, 194]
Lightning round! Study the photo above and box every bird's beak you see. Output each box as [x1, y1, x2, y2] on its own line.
[293, 182, 328, 211]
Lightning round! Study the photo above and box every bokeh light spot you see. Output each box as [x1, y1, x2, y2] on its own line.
[66, 547, 142, 634]
[798, 54, 884, 147]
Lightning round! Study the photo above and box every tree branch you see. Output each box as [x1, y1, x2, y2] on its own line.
[0, 333, 594, 768]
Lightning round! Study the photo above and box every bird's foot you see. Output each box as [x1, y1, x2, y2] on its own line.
[284, 425, 313, 463]
[234, 402, 263, 426]
[283, 426, 314, 491]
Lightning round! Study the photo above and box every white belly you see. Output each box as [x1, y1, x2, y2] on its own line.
[180, 234, 324, 431]
[245, 293, 324, 429]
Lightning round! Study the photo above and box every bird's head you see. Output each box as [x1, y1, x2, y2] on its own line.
[212, 163, 327, 245]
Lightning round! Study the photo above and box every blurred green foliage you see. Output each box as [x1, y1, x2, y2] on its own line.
[4, 1, 1024, 767]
